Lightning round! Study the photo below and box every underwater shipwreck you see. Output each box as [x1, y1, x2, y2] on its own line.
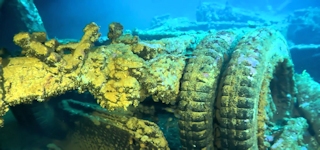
[0, 1, 320, 150]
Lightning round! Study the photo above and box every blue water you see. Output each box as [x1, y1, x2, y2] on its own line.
[34, 0, 318, 38]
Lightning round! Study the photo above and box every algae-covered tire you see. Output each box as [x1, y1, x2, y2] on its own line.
[10, 100, 67, 139]
[178, 31, 238, 149]
[215, 28, 296, 149]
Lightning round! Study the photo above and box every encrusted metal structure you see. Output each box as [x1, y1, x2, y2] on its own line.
[0, 22, 312, 149]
